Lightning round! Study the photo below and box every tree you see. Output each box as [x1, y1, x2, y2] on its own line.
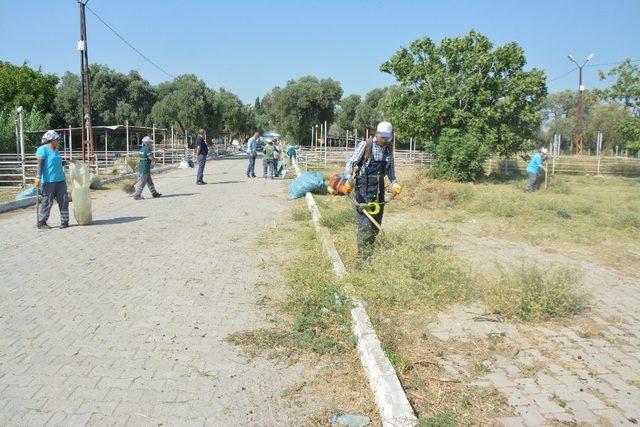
[53, 72, 82, 127]
[335, 94, 361, 132]
[354, 88, 389, 135]
[114, 70, 157, 126]
[596, 59, 640, 115]
[0, 108, 52, 152]
[152, 74, 220, 135]
[0, 61, 58, 114]
[381, 30, 547, 180]
[263, 76, 343, 144]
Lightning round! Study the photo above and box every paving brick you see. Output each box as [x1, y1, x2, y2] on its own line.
[497, 416, 526, 427]
[566, 400, 600, 424]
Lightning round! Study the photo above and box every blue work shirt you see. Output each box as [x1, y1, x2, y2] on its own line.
[526, 153, 545, 174]
[35, 145, 66, 183]
[247, 137, 257, 155]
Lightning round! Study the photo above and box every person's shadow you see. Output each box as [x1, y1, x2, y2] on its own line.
[159, 193, 197, 198]
[91, 216, 146, 225]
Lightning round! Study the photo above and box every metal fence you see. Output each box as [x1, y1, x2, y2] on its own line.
[0, 147, 209, 188]
[297, 147, 433, 169]
[487, 154, 640, 177]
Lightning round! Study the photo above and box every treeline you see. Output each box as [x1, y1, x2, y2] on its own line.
[0, 62, 256, 152]
[2, 30, 639, 181]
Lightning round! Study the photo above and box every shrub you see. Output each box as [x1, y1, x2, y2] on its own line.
[429, 127, 493, 182]
[482, 265, 587, 321]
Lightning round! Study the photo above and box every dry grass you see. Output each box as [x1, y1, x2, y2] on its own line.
[227, 211, 378, 424]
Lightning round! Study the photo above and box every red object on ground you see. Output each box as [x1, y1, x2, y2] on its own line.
[328, 174, 348, 196]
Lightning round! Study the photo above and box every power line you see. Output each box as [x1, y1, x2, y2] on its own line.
[547, 59, 640, 83]
[586, 59, 640, 68]
[85, 4, 175, 80]
[548, 67, 578, 83]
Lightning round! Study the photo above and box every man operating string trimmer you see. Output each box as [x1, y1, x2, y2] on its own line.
[340, 121, 403, 260]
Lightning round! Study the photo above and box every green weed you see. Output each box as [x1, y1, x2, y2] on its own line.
[482, 265, 587, 321]
[319, 205, 355, 230]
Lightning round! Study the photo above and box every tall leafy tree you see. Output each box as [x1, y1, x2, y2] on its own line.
[263, 76, 342, 144]
[335, 94, 361, 132]
[596, 59, 640, 115]
[152, 74, 219, 135]
[381, 30, 547, 180]
[0, 61, 58, 113]
[53, 72, 82, 127]
[354, 88, 389, 135]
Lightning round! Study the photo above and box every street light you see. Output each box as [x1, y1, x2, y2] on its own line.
[567, 53, 594, 155]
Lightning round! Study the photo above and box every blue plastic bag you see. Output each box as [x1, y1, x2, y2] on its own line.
[288, 172, 326, 199]
[15, 186, 38, 200]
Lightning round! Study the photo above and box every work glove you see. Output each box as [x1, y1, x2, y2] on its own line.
[34, 178, 41, 187]
[344, 181, 353, 194]
[392, 182, 403, 196]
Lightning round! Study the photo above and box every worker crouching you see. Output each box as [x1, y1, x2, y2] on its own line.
[341, 121, 402, 259]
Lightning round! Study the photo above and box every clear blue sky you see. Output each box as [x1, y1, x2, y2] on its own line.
[1, 0, 639, 103]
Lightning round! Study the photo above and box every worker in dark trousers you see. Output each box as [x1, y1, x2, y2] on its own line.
[133, 136, 162, 200]
[35, 130, 69, 229]
[246, 131, 260, 178]
[342, 121, 402, 259]
[195, 129, 208, 185]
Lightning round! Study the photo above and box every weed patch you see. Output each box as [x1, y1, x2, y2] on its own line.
[482, 265, 587, 321]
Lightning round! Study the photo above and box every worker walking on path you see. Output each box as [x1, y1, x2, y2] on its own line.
[35, 130, 69, 229]
[133, 136, 162, 200]
[524, 147, 549, 192]
[263, 139, 275, 179]
[341, 121, 402, 259]
[246, 131, 260, 178]
[195, 129, 208, 185]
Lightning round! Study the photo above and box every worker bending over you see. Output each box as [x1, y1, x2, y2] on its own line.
[341, 121, 402, 259]
[524, 147, 548, 191]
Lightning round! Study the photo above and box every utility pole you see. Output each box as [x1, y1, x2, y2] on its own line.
[78, 0, 95, 166]
[567, 53, 594, 155]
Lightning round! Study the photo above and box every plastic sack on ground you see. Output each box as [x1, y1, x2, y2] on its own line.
[70, 161, 93, 225]
[89, 174, 103, 189]
[15, 186, 38, 200]
[288, 172, 327, 199]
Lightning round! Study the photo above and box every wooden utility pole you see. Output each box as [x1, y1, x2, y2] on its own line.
[78, 0, 95, 165]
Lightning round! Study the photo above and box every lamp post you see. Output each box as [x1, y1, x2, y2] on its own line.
[567, 53, 594, 155]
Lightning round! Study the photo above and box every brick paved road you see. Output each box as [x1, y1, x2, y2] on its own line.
[0, 158, 316, 426]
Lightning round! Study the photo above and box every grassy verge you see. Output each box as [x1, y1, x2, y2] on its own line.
[227, 206, 377, 423]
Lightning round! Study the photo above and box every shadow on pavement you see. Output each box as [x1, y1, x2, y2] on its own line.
[159, 193, 197, 198]
[208, 181, 242, 185]
[91, 216, 146, 225]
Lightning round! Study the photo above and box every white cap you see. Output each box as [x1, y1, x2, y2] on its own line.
[376, 121, 393, 138]
[142, 136, 154, 145]
[540, 147, 548, 155]
[41, 130, 61, 144]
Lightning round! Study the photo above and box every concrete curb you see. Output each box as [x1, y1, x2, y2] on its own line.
[291, 159, 417, 427]
[0, 163, 179, 215]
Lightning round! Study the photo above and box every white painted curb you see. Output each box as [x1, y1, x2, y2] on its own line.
[291, 159, 417, 427]
[0, 163, 179, 215]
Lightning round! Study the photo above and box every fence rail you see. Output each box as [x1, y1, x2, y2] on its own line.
[487, 155, 640, 177]
[297, 147, 433, 169]
[0, 147, 212, 188]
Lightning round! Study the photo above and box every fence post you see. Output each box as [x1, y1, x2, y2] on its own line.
[104, 128, 108, 169]
[596, 132, 602, 176]
[152, 124, 156, 154]
[324, 120, 328, 169]
[69, 125, 73, 161]
[346, 130, 349, 148]
[126, 120, 130, 157]
[17, 106, 26, 186]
